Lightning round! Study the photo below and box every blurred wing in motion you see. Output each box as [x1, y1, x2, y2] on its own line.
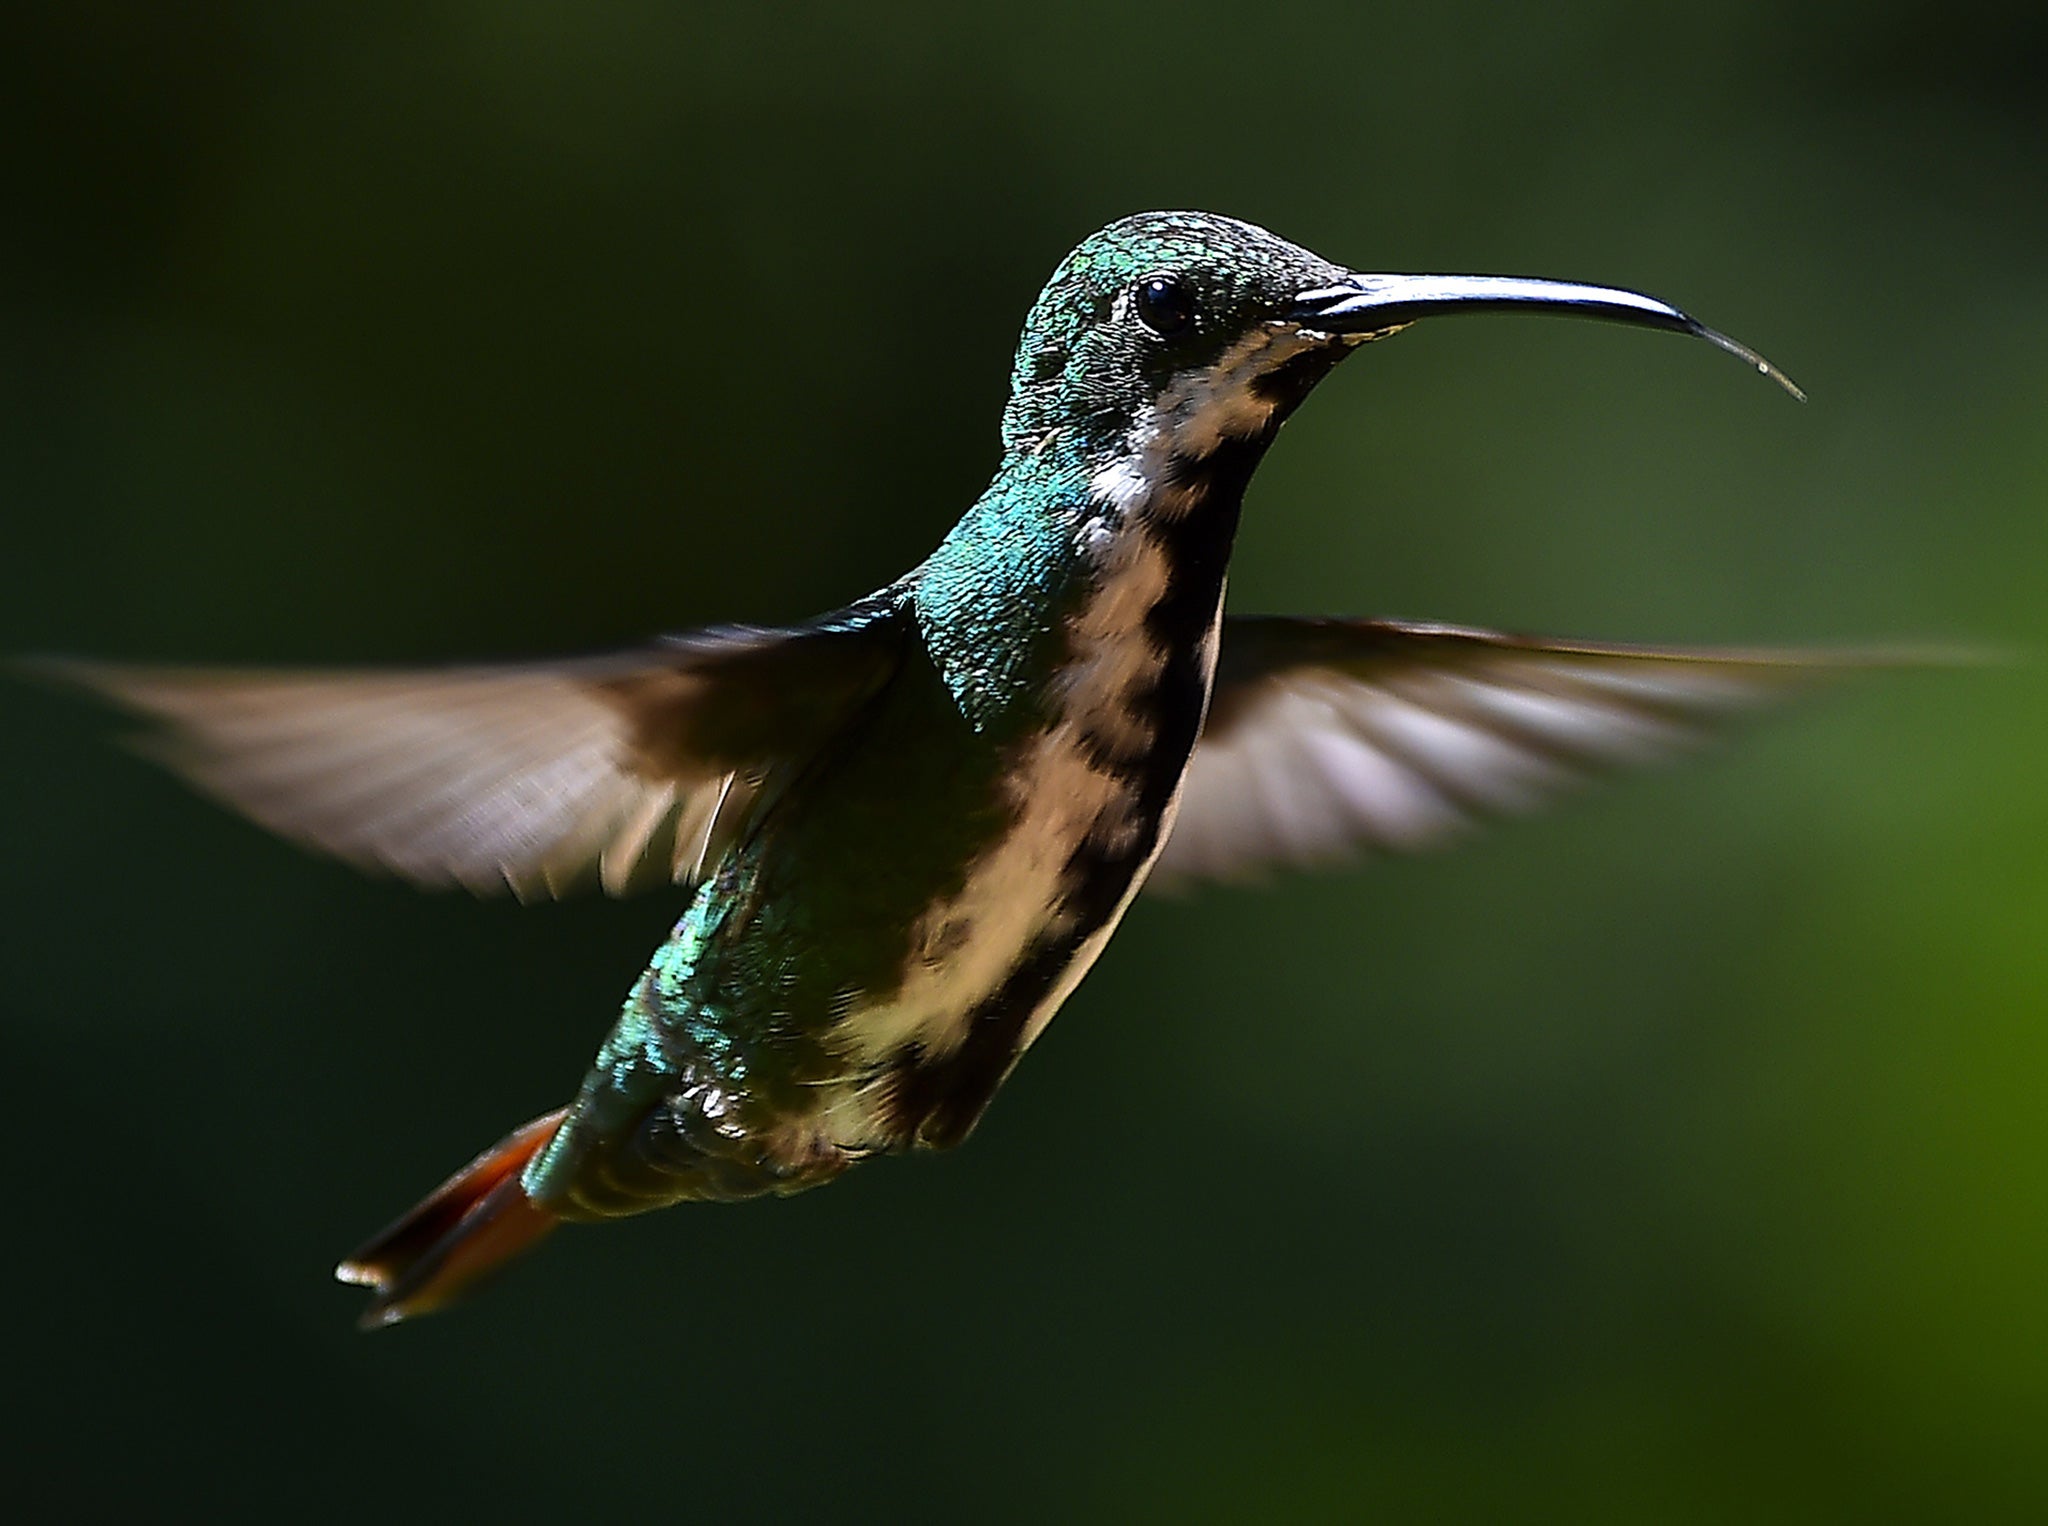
[1152, 615, 1892, 888]
[43, 612, 906, 901]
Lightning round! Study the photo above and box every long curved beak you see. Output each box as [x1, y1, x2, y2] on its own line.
[1289, 273, 1804, 399]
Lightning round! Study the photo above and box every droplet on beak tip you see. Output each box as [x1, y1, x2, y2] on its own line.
[1686, 318, 1805, 402]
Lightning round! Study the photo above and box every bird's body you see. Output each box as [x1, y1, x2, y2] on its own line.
[56, 212, 1850, 1327]
[538, 304, 1318, 1218]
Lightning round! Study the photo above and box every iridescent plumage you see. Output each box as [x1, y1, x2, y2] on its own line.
[55, 212, 1867, 1327]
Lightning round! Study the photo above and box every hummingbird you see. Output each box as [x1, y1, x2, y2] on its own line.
[56, 211, 1854, 1329]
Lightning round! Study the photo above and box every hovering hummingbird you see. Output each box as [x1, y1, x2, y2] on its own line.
[59, 211, 1860, 1329]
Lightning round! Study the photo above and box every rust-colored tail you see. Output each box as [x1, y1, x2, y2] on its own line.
[336, 1108, 568, 1330]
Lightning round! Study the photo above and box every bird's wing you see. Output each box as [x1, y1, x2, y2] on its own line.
[44, 612, 907, 901]
[1150, 615, 1890, 888]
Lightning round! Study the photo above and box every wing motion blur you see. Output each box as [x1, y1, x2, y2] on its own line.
[1152, 616, 1898, 887]
[44, 614, 906, 902]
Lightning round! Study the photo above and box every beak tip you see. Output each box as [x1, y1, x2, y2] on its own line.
[1684, 316, 1806, 401]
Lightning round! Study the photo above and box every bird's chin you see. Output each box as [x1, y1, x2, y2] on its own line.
[1335, 321, 1413, 347]
[1271, 318, 1408, 349]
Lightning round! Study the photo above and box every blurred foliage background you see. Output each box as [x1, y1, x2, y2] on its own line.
[3, 2, 2045, 1520]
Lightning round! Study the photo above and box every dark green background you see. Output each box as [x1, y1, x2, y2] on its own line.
[4, 3, 2044, 1520]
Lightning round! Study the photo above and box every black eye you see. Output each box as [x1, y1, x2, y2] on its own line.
[1134, 274, 1195, 336]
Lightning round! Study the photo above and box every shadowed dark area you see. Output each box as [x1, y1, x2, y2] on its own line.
[4, 2, 2045, 1520]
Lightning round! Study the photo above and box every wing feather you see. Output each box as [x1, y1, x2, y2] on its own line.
[1152, 616, 1896, 887]
[45, 614, 902, 901]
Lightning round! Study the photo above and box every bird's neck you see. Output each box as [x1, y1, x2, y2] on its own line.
[911, 423, 1253, 736]
[914, 341, 1350, 734]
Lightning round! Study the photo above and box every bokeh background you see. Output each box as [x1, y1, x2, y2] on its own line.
[4, 2, 2045, 1520]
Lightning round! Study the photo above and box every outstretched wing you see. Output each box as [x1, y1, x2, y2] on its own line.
[45, 612, 907, 901]
[1151, 616, 1890, 888]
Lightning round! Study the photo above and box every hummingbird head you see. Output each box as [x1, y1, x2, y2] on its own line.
[1000, 210, 1799, 508]
[999, 211, 1352, 468]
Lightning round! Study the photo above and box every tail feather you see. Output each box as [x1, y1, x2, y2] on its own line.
[337, 1108, 568, 1330]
